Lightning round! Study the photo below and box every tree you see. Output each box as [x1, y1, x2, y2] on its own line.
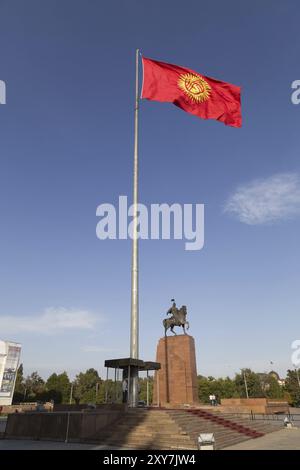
[24, 372, 45, 401]
[13, 363, 25, 403]
[138, 377, 153, 404]
[197, 375, 239, 403]
[284, 369, 300, 406]
[265, 375, 284, 399]
[46, 372, 71, 404]
[73, 368, 101, 404]
[214, 377, 240, 400]
[234, 369, 264, 398]
[11, 366, 290, 407]
[198, 375, 213, 403]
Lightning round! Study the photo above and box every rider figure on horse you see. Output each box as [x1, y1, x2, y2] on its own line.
[163, 299, 189, 335]
[166, 299, 178, 322]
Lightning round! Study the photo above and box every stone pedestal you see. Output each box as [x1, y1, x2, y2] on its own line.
[153, 335, 198, 407]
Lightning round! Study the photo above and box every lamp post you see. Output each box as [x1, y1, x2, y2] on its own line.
[69, 382, 74, 405]
[96, 382, 99, 403]
[241, 369, 249, 399]
[146, 371, 149, 407]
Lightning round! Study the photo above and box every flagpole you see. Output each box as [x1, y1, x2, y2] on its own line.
[130, 48, 140, 406]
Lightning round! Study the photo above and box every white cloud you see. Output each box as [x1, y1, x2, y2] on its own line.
[224, 173, 300, 225]
[1, 307, 97, 335]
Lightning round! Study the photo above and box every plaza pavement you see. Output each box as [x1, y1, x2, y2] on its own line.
[1, 429, 300, 450]
[225, 427, 300, 450]
[1, 430, 300, 450]
[0, 439, 121, 450]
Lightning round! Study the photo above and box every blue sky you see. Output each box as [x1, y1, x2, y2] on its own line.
[1, 0, 300, 380]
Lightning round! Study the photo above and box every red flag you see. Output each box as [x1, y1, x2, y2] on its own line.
[141, 57, 242, 128]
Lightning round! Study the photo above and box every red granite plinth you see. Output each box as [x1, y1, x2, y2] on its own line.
[153, 335, 198, 407]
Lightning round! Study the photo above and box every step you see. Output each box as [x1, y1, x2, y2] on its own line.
[103, 437, 195, 445]
[114, 423, 182, 430]
[102, 440, 197, 450]
[87, 408, 267, 451]
[100, 432, 193, 442]
[102, 437, 196, 447]
[103, 426, 186, 435]
[171, 418, 261, 436]
[186, 416, 262, 434]
[106, 443, 197, 450]
[166, 411, 264, 449]
[100, 433, 248, 449]
[187, 428, 249, 438]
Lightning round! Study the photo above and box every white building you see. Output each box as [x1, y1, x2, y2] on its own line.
[0, 340, 21, 406]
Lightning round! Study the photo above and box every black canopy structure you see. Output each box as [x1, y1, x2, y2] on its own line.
[104, 358, 160, 371]
[104, 357, 160, 406]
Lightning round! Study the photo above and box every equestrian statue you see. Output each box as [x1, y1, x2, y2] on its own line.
[163, 299, 189, 336]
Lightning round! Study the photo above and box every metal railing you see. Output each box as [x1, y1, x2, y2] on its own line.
[216, 411, 300, 423]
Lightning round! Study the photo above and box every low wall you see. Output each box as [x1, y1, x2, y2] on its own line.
[0, 403, 53, 415]
[5, 408, 125, 442]
[220, 398, 289, 414]
[53, 403, 127, 412]
[265, 400, 290, 414]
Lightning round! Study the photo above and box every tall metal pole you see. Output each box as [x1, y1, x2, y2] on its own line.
[69, 382, 73, 405]
[95, 382, 99, 403]
[130, 48, 140, 407]
[105, 367, 109, 403]
[242, 369, 249, 399]
[146, 370, 149, 407]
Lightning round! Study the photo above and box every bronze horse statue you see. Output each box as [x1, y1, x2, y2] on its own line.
[163, 305, 189, 335]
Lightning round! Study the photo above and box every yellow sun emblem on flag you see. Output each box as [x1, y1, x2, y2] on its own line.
[178, 73, 211, 103]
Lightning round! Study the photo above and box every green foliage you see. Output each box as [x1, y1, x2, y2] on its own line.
[24, 371, 45, 401]
[45, 372, 71, 404]
[284, 369, 300, 406]
[138, 377, 153, 404]
[197, 375, 239, 403]
[73, 368, 102, 404]
[13, 364, 25, 403]
[234, 369, 264, 398]
[14, 363, 24, 393]
[12, 365, 289, 406]
[198, 369, 286, 402]
[265, 375, 284, 399]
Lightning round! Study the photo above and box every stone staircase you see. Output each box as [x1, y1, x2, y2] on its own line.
[89, 408, 280, 450]
[166, 409, 279, 449]
[209, 410, 282, 435]
[95, 409, 197, 449]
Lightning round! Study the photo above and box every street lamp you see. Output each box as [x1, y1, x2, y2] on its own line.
[69, 382, 74, 405]
[241, 369, 249, 399]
